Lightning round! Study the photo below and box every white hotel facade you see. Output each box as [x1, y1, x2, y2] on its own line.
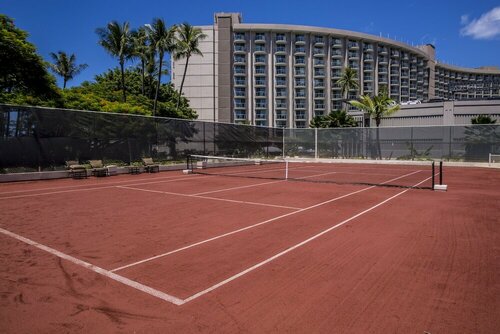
[171, 13, 500, 128]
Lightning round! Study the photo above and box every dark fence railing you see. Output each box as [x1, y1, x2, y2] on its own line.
[1, 104, 499, 172]
[0, 105, 283, 171]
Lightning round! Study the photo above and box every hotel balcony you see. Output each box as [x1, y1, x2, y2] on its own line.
[313, 48, 325, 56]
[254, 34, 266, 43]
[314, 36, 325, 45]
[254, 45, 266, 53]
[332, 38, 342, 47]
[234, 44, 246, 53]
[275, 45, 286, 54]
[234, 33, 245, 42]
[275, 35, 286, 44]
[295, 35, 306, 44]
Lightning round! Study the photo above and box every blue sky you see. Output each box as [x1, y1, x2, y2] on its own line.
[3, 0, 500, 88]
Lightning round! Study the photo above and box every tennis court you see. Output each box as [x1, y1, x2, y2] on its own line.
[0, 160, 499, 333]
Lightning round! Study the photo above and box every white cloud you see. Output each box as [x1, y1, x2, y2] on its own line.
[460, 7, 500, 39]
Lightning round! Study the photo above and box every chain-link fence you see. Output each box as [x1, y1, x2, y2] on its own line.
[1, 104, 499, 172]
[284, 126, 500, 162]
[0, 105, 283, 171]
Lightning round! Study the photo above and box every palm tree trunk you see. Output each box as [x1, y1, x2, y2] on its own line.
[176, 55, 190, 111]
[153, 54, 163, 116]
[120, 61, 126, 102]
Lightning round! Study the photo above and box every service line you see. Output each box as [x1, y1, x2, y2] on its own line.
[110, 170, 421, 273]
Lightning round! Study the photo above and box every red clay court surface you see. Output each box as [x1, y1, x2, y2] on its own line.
[0, 163, 499, 333]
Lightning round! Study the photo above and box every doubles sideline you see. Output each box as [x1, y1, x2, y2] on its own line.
[0, 170, 431, 306]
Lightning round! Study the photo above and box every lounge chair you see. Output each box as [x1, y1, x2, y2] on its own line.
[89, 160, 108, 177]
[65, 160, 87, 179]
[142, 158, 160, 173]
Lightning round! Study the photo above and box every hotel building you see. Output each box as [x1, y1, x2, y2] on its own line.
[171, 13, 500, 127]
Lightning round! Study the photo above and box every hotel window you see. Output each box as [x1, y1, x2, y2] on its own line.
[275, 55, 286, 63]
[234, 55, 245, 63]
[276, 66, 287, 74]
[255, 87, 266, 96]
[295, 78, 306, 86]
[235, 87, 245, 96]
[255, 65, 266, 74]
[295, 56, 305, 64]
[255, 33, 265, 41]
[276, 88, 287, 97]
[255, 55, 266, 63]
[235, 110, 246, 119]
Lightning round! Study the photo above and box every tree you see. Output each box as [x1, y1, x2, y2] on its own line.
[146, 18, 177, 115]
[174, 23, 207, 110]
[471, 115, 497, 124]
[48, 51, 88, 89]
[96, 21, 133, 102]
[131, 27, 150, 95]
[349, 90, 400, 158]
[310, 110, 358, 128]
[0, 14, 58, 98]
[336, 67, 359, 111]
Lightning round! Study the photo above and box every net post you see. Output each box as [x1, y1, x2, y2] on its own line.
[432, 161, 435, 190]
[186, 155, 190, 170]
[285, 160, 289, 180]
[439, 161, 443, 185]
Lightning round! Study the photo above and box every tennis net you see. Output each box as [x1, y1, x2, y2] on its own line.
[187, 155, 438, 190]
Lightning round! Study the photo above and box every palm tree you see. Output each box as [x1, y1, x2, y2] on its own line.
[174, 23, 207, 110]
[131, 26, 150, 96]
[48, 51, 88, 89]
[146, 18, 177, 115]
[96, 21, 133, 102]
[349, 89, 400, 158]
[336, 67, 359, 111]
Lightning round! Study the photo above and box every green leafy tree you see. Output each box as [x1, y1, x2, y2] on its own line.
[310, 110, 357, 128]
[64, 68, 196, 119]
[471, 115, 497, 124]
[349, 90, 400, 158]
[174, 23, 206, 110]
[0, 14, 58, 98]
[146, 18, 177, 115]
[96, 21, 133, 102]
[336, 67, 359, 111]
[48, 51, 88, 89]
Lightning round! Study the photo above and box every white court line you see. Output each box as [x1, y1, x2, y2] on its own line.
[0, 173, 188, 195]
[192, 170, 340, 196]
[110, 170, 421, 273]
[182, 174, 433, 304]
[116, 186, 301, 210]
[0, 227, 184, 305]
[0, 162, 299, 197]
[0, 175, 206, 200]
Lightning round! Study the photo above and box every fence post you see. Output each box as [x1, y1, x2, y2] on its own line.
[410, 126, 414, 160]
[448, 126, 452, 161]
[203, 122, 206, 155]
[282, 128, 285, 159]
[314, 128, 318, 159]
